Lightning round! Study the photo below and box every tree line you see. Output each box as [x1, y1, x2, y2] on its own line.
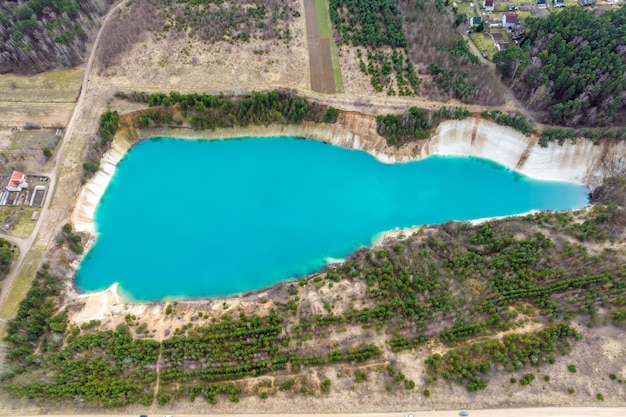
[494, 7, 626, 126]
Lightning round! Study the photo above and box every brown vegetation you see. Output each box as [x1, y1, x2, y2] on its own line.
[0, 0, 112, 74]
[398, 0, 506, 106]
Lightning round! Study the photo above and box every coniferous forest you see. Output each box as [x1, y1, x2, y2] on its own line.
[494, 7, 626, 127]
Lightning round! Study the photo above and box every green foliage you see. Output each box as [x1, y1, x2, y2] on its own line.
[429, 64, 476, 101]
[160, 0, 295, 46]
[519, 373, 535, 386]
[42, 148, 52, 159]
[496, 7, 626, 125]
[486, 110, 535, 136]
[0, 0, 94, 73]
[321, 378, 331, 393]
[376, 107, 431, 146]
[376, 105, 471, 146]
[279, 379, 295, 391]
[423, 388, 430, 397]
[99, 110, 119, 143]
[4, 268, 64, 363]
[354, 370, 367, 382]
[136, 91, 331, 129]
[597, 393, 604, 401]
[448, 38, 478, 64]
[493, 47, 528, 80]
[82, 161, 99, 179]
[539, 127, 626, 147]
[426, 325, 581, 391]
[323, 107, 339, 123]
[329, 0, 406, 48]
[568, 364, 577, 373]
[0, 238, 15, 277]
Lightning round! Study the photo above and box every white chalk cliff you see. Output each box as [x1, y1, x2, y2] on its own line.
[71, 113, 626, 236]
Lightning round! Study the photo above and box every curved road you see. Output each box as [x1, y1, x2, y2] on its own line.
[0, 0, 130, 318]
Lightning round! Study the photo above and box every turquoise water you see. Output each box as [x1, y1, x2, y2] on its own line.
[75, 136, 589, 301]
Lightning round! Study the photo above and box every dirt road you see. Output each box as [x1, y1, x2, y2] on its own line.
[15, 408, 626, 417]
[0, 0, 130, 324]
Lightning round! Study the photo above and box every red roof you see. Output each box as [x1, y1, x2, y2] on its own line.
[8, 171, 25, 189]
[485, 0, 494, 5]
[504, 13, 518, 23]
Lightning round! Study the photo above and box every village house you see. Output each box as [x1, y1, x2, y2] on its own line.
[5, 171, 28, 192]
[536, 0, 548, 7]
[503, 13, 517, 29]
[484, 0, 495, 11]
[554, 0, 566, 7]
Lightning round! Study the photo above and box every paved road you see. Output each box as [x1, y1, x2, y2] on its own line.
[0, 0, 130, 320]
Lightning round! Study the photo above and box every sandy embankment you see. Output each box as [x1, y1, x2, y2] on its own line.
[68, 114, 626, 306]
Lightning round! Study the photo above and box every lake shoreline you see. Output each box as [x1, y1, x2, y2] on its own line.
[69, 114, 621, 304]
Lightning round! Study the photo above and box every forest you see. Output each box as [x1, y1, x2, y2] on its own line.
[0, 238, 14, 278]
[0, 0, 112, 73]
[3, 172, 626, 405]
[122, 90, 330, 129]
[494, 7, 626, 126]
[397, 0, 505, 106]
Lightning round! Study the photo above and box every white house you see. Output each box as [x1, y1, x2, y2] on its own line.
[503, 13, 517, 29]
[6, 171, 28, 192]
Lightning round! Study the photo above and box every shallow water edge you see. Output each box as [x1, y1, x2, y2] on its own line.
[69, 114, 626, 302]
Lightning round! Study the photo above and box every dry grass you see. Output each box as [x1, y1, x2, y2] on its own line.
[0, 68, 83, 103]
[0, 207, 40, 239]
[0, 246, 42, 323]
[0, 68, 83, 129]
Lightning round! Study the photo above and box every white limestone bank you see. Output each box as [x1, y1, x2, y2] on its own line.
[71, 137, 131, 234]
[70, 113, 626, 239]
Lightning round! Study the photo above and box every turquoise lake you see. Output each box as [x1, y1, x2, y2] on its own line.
[75, 136, 589, 301]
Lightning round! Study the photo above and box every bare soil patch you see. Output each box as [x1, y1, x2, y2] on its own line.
[304, 0, 336, 93]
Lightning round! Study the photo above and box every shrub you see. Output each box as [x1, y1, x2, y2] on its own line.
[323, 107, 339, 123]
[597, 393, 604, 401]
[568, 364, 577, 373]
[82, 161, 99, 176]
[423, 389, 431, 397]
[279, 379, 295, 391]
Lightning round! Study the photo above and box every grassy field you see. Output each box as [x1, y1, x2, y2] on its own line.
[0, 68, 83, 103]
[469, 32, 498, 60]
[0, 207, 41, 239]
[0, 245, 43, 328]
[314, 0, 344, 92]
[0, 68, 82, 129]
